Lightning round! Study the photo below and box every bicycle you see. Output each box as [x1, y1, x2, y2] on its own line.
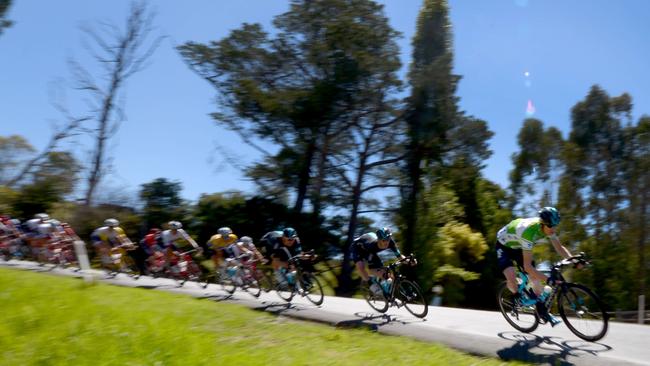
[362, 254, 428, 318]
[167, 248, 203, 286]
[102, 242, 140, 279]
[274, 250, 325, 306]
[497, 252, 609, 342]
[42, 239, 78, 269]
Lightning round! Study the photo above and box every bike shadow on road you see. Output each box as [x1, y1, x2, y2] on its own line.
[335, 312, 425, 331]
[496, 331, 612, 366]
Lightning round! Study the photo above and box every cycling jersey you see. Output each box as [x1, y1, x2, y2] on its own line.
[496, 217, 555, 251]
[207, 233, 238, 250]
[160, 229, 197, 249]
[92, 226, 127, 246]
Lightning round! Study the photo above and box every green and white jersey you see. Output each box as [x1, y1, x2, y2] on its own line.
[496, 217, 551, 250]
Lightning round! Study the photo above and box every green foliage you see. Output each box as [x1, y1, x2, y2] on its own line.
[0, 0, 12, 35]
[0, 135, 35, 185]
[192, 192, 339, 255]
[0, 185, 17, 215]
[139, 178, 187, 229]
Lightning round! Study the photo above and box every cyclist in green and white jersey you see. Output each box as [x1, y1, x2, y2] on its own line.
[496, 207, 576, 325]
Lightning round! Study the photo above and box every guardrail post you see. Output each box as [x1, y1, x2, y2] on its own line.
[639, 295, 646, 325]
[73, 240, 94, 283]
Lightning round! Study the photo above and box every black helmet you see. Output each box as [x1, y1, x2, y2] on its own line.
[539, 207, 561, 227]
[282, 227, 298, 238]
[376, 227, 392, 240]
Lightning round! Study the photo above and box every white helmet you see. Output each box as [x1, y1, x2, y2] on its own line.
[218, 227, 232, 237]
[240, 236, 253, 244]
[169, 221, 182, 229]
[104, 218, 119, 227]
[35, 213, 50, 221]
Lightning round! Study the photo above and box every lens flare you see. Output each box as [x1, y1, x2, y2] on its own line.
[524, 71, 530, 77]
[526, 100, 536, 116]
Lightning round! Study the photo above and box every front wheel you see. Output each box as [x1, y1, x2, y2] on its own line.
[557, 283, 608, 341]
[300, 272, 324, 306]
[497, 282, 539, 333]
[397, 280, 428, 318]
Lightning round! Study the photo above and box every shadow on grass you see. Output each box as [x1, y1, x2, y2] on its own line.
[496, 331, 612, 366]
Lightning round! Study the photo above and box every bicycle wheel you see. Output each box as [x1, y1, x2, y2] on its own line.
[300, 272, 324, 306]
[557, 283, 608, 341]
[363, 285, 389, 313]
[497, 282, 539, 333]
[254, 268, 274, 293]
[275, 273, 295, 302]
[242, 268, 262, 298]
[397, 280, 428, 318]
[122, 255, 140, 279]
[219, 268, 237, 294]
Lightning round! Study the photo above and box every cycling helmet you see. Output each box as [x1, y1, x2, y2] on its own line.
[282, 227, 298, 238]
[376, 227, 392, 240]
[218, 227, 232, 237]
[169, 221, 182, 229]
[538, 207, 561, 228]
[104, 218, 119, 227]
[35, 213, 50, 221]
[240, 236, 253, 244]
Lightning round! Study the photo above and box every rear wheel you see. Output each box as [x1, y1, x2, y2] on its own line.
[300, 272, 324, 306]
[397, 280, 428, 318]
[363, 285, 389, 313]
[557, 283, 608, 342]
[218, 268, 237, 294]
[275, 272, 295, 302]
[497, 282, 539, 333]
[254, 268, 274, 293]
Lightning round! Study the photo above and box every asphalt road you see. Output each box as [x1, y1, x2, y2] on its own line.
[2, 259, 648, 366]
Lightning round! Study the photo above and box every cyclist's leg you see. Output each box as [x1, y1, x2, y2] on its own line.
[497, 242, 519, 293]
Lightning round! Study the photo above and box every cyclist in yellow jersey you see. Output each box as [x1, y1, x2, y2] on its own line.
[206, 227, 238, 267]
[91, 218, 133, 265]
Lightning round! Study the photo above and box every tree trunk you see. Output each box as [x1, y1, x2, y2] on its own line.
[293, 137, 317, 213]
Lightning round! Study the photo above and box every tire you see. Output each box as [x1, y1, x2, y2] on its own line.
[363, 285, 389, 313]
[242, 268, 262, 298]
[497, 282, 539, 333]
[557, 283, 609, 342]
[254, 268, 274, 293]
[397, 280, 428, 318]
[275, 272, 295, 302]
[218, 269, 237, 294]
[300, 272, 324, 306]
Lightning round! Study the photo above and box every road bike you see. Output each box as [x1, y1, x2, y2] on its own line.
[362, 254, 428, 318]
[497, 253, 609, 341]
[102, 242, 140, 278]
[275, 250, 325, 306]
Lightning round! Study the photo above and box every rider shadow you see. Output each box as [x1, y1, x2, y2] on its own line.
[195, 293, 235, 302]
[496, 331, 612, 366]
[253, 301, 299, 314]
[335, 312, 423, 331]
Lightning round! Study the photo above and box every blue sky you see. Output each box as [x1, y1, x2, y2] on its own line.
[1, 0, 649, 203]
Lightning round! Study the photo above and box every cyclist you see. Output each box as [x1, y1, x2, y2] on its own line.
[23, 213, 53, 257]
[351, 227, 407, 295]
[230, 236, 265, 263]
[206, 227, 238, 268]
[496, 206, 577, 326]
[91, 218, 134, 266]
[160, 221, 202, 267]
[265, 227, 305, 284]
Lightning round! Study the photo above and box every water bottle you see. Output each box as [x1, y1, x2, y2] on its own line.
[286, 270, 297, 285]
[227, 266, 237, 277]
[381, 278, 393, 293]
[540, 285, 553, 302]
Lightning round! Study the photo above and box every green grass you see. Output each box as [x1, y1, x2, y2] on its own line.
[0, 268, 525, 366]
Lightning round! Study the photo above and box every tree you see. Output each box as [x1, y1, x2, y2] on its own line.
[400, 0, 461, 257]
[509, 118, 564, 214]
[73, 1, 163, 205]
[0, 135, 35, 185]
[139, 178, 185, 229]
[0, 0, 12, 35]
[178, 0, 402, 217]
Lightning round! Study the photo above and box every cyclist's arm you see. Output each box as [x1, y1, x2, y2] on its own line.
[179, 229, 199, 249]
[388, 239, 404, 260]
[549, 234, 572, 259]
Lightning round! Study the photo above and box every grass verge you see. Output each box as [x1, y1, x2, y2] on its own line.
[0, 267, 524, 365]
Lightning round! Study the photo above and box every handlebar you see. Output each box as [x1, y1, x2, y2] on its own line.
[554, 252, 589, 269]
